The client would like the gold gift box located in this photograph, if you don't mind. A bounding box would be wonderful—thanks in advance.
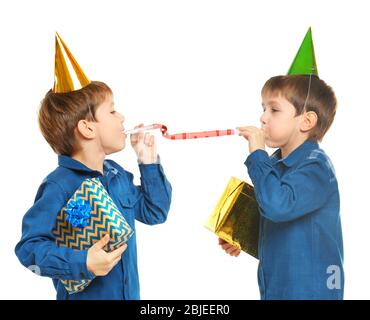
[205,177,260,259]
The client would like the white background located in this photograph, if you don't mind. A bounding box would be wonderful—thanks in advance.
[0,0,369,300]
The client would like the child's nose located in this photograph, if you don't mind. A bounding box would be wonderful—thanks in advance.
[260,112,267,125]
[118,112,125,123]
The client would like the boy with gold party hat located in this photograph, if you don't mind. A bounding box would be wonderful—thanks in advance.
[220,28,344,299]
[15,33,172,300]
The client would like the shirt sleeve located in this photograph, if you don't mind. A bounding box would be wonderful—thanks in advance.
[134,162,172,225]
[14,180,95,281]
[245,149,333,223]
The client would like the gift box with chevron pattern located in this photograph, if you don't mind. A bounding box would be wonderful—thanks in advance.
[52,177,134,294]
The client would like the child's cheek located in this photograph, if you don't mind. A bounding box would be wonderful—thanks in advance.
[267,125,282,142]
[266,123,275,137]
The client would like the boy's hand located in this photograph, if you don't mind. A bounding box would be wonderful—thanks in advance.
[87,234,127,276]
[236,126,265,154]
[218,238,241,257]
[130,123,158,164]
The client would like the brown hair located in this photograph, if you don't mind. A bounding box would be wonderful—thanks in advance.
[261,75,337,141]
[38,81,112,155]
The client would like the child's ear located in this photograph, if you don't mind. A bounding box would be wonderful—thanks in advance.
[76,119,96,139]
[300,111,318,133]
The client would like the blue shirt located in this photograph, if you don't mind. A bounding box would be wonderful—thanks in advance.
[245,141,344,300]
[15,155,172,300]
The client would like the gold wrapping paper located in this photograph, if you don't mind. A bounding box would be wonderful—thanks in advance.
[205,177,260,259]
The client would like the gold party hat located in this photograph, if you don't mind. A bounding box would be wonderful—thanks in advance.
[53,32,91,93]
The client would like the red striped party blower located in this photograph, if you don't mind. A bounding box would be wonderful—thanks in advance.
[124,124,240,140]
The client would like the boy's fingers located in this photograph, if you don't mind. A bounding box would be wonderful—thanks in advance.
[143,132,150,145]
[223,243,239,252]
[149,135,155,147]
[132,132,144,144]
[93,234,110,250]
[236,126,250,132]
[109,244,128,260]
[131,124,144,142]
[227,247,240,255]
[137,132,144,141]
[219,238,240,256]
[230,249,241,257]
[236,128,251,138]
[237,127,258,135]
[224,245,234,252]
[112,256,123,268]
[144,134,155,147]
[221,243,231,250]
[227,248,237,255]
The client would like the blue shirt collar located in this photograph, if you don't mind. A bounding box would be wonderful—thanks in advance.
[58,155,118,176]
[271,140,319,167]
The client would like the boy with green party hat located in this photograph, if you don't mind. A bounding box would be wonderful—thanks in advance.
[220,28,344,300]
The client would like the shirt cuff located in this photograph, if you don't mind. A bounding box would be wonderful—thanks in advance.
[69,249,96,280]
[244,149,270,169]
[139,161,165,181]
[137,155,161,165]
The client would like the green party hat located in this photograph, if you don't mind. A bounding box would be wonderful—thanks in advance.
[287,27,318,76]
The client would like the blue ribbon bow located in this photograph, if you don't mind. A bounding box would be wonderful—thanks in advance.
[65,198,92,228]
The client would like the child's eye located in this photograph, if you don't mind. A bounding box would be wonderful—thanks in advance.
[110,111,116,114]
[272,109,279,113]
